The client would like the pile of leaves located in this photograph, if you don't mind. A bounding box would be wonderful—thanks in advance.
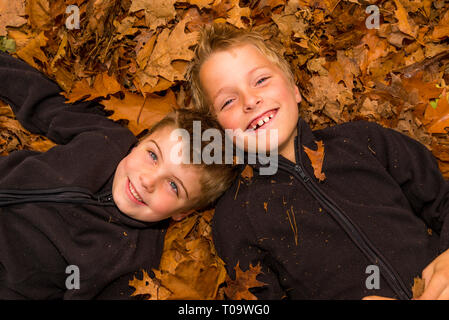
[1,0,449,299]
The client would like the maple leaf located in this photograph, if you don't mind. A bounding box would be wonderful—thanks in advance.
[303,140,326,182]
[100,90,177,135]
[224,262,266,300]
[0,0,27,36]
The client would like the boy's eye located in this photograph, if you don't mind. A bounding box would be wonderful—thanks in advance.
[148,150,157,162]
[169,181,179,196]
[255,76,269,86]
[221,98,234,109]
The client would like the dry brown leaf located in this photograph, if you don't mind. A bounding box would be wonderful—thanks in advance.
[63,72,121,103]
[393,0,419,38]
[129,0,177,30]
[412,276,425,299]
[303,140,326,182]
[15,31,48,71]
[423,94,449,134]
[129,269,171,299]
[26,0,51,30]
[0,0,27,36]
[101,90,177,135]
[224,262,266,300]
[240,164,254,180]
[141,15,199,83]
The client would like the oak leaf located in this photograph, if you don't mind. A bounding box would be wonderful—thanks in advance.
[141,16,199,84]
[224,262,266,300]
[303,140,326,182]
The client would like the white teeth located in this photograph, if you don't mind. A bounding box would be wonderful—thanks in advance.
[269,114,274,119]
[129,181,143,202]
[257,119,264,126]
[263,117,269,122]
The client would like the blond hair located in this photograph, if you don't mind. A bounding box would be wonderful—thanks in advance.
[186,23,296,113]
[140,109,238,210]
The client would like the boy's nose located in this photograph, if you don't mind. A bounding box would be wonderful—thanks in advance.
[242,91,262,112]
[139,173,156,193]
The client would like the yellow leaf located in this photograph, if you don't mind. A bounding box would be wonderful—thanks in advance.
[15,31,48,70]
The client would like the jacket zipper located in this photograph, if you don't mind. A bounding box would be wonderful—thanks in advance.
[274,123,412,300]
[0,187,115,207]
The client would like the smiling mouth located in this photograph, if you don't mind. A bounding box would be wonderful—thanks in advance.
[127,179,146,205]
[245,109,278,132]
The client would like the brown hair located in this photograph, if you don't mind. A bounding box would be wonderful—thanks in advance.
[186,23,296,113]
[140,108,238,210]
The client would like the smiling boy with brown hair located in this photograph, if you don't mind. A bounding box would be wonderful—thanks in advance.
[187,23,449,300]
[0,52,237,299]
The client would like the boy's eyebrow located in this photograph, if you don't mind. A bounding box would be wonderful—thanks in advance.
[149,139,189,199]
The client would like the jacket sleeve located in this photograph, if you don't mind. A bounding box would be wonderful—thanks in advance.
[0,53,137,190]
[364,121,449,253]
[212,176,287,300]
[0,52,133,145]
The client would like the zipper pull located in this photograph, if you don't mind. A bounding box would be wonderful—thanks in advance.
[97,193,113,203]
[294,165,310,182]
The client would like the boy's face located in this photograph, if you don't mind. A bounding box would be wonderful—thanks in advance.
[112,125,202,223]
[199,44,301,160]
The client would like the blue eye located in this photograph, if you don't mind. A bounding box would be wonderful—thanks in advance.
[169,181,178,195]
[148,151,157,161]
[256,76,269,86]
[222,98,234,109]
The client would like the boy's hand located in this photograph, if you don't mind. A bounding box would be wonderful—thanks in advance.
[416,248,449,300]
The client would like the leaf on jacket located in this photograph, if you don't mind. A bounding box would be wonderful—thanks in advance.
[240,164,253,180]
[223,262,266,300]
[129,210,228,300]
[411,276,425,299]
[129,269,171,299]
[303,140,326,182]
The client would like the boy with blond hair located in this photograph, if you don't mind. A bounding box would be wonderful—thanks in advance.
[0,52,237,299]
[187,23,449,300]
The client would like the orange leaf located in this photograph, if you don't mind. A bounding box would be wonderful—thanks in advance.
[423,95,449,134]
[100,90,177,136]
[303,140,326,182]
[63,72,121,103]
[224,262,266,300]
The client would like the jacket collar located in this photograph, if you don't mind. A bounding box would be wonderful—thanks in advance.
[249,117,318,173]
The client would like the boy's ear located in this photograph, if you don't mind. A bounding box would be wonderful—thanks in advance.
[294,85,302,104]
[171,209,195,221]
